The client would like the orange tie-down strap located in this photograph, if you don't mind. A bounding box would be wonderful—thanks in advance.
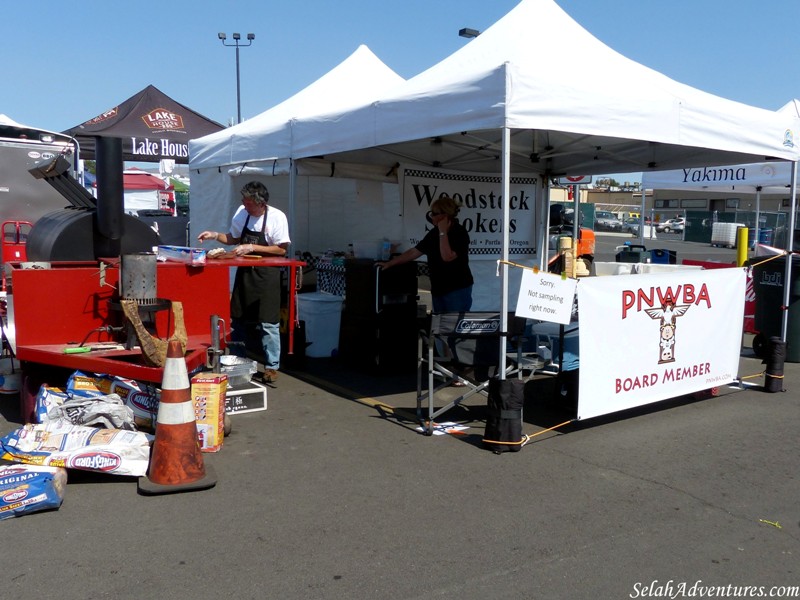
[483,419,575,447]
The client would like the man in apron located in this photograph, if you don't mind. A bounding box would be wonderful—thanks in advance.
[197,181,291,384]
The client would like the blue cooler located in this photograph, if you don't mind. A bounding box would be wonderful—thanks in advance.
[650,249,677,264]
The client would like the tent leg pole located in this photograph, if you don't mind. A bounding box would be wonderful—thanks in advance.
[499,127,511,380]
[781,161,798,343]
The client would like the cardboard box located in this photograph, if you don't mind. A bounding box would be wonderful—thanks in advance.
[191,372,228,453]
[225,380,267,415]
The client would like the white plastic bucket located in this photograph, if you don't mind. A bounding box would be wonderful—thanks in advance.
[296,292,344,357]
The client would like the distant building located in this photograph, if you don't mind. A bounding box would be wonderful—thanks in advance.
[650,188,790,216]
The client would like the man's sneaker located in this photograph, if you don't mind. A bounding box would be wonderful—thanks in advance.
[262,369,278,384]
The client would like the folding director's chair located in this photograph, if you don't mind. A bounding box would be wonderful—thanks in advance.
[416,312,528,436]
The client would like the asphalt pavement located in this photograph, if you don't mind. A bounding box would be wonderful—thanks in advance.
[0,236,797,600]
[593,229,742,264]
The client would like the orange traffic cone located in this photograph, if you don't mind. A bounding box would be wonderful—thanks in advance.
[138,339,217,495]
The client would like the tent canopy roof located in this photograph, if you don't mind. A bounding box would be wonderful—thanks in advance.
[642,99,800,193]
[120,168,171,190]
[189,45,405,170]
[287,0,798,177]
[66,85,224,163]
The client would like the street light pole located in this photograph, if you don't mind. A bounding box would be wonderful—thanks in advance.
[218,32,255,124]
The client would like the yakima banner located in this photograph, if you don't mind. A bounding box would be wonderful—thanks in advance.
[576,268,745,420]
[399,165,537,260]
[642,161,794,193]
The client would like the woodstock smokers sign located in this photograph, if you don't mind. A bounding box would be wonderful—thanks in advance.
[130,108,189,160]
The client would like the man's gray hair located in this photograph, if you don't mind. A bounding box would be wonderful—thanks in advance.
[240,181,270,205]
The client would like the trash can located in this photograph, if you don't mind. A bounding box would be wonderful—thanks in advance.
[752,255,800,362]
[296,292,344,358]
[615,244,649,263]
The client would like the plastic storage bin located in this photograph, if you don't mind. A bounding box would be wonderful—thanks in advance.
[296,292,344,357]
[711,222,744,248]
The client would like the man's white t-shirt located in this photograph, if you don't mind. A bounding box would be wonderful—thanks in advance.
[230,205,291,246]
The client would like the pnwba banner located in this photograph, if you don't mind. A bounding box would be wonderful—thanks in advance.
[577,267,745,420]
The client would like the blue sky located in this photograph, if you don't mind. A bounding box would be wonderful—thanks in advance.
[3,0,798,181]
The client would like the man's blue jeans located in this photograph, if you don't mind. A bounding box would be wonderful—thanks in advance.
[231,319,281,370]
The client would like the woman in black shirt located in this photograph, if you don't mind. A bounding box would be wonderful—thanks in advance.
[378,194,473,312]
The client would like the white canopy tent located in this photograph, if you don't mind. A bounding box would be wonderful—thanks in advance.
[189,45,406,249]
[284,0,799,370]
[190,0,799,371]
[190,44,404,172]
